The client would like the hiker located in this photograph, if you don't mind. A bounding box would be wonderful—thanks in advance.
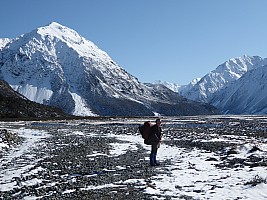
[149,118,162,166]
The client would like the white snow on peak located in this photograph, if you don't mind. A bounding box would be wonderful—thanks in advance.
[0,38,12,49]
[153,80,181,92]
[154,78,202,96]
[36,22,111,62]
[180,55,267,103]
[218,55,262,75]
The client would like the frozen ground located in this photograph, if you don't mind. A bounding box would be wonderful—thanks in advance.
[1,115,267,199]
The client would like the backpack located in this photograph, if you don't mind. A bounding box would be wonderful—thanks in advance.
[139,121,152,145]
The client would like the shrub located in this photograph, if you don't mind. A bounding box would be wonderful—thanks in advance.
[244,175,267,186]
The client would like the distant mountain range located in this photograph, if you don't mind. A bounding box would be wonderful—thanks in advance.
[161,55,267,115]
[0,22,218,117]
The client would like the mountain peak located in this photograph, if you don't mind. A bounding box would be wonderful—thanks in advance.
[37,22,80,41]
[30,22,109,60]
[41,21,69,30]
[46,21,63,27]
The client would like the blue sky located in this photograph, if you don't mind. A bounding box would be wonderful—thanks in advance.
[1,0,267,85]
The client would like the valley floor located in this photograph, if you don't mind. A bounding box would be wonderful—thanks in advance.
[1,115,267,199]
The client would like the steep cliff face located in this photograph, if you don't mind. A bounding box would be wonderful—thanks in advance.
[0,80,68,118]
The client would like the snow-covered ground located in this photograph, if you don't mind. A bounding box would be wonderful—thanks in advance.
[1,116,267,199]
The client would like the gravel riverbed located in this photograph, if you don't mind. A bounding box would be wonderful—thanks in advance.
[1,116,267,199]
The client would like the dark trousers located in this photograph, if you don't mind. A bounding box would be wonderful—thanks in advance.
[150,142,159,165]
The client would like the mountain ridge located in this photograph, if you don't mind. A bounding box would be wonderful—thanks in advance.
[180,55,267,103]
[161,55,267,115]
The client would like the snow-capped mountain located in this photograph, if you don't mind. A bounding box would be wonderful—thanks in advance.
[0,22,218,116]
[153,80,181,92]
[176,78,201,96]
[155,78,201,96]
[179,55,267,103]
[211,65,267,114]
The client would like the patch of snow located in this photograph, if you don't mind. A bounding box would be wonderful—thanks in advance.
[62,189,76,194]
[109,142,139,156]
[70,92,97,116]
[0,128,49,192]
